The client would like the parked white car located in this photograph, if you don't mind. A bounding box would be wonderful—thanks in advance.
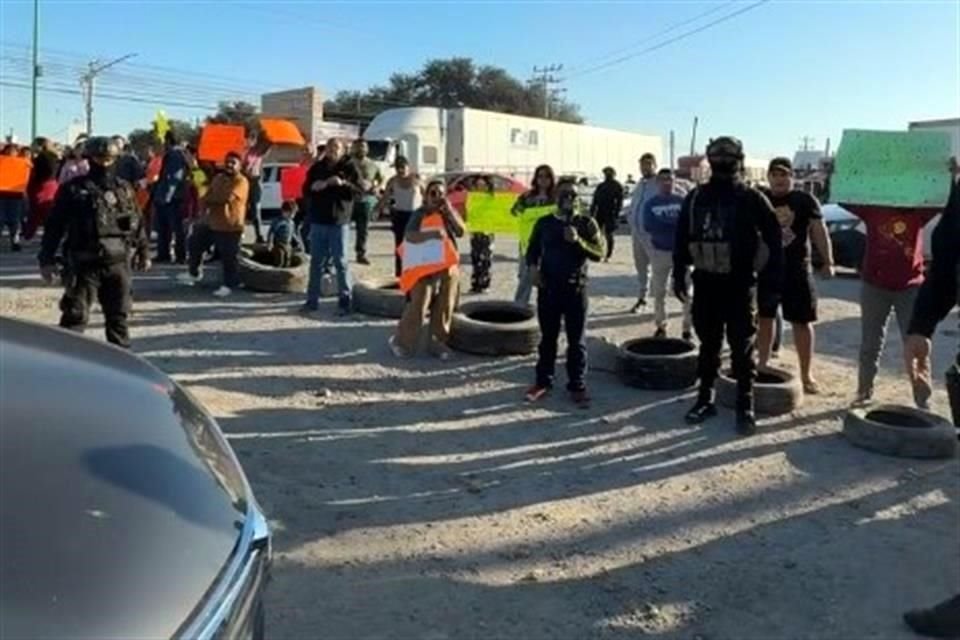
[260,163,297,217]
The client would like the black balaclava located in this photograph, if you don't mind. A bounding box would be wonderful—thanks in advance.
[706,136,744,183]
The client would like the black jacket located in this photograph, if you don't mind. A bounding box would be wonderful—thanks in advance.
[908,179,959,348]
[39,166,148,266]
[673,178,783,286]
[303,157,359,226]
[590,179,624,224]
[526,213,605,287]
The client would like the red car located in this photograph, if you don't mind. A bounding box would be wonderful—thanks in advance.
[439,172,528,215]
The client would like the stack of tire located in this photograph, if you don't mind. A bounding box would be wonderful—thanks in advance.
[717,366,803,416]
[616,337,698,391]
[353,278,407,318]
[238,245,309,294]
[449,301,540,356]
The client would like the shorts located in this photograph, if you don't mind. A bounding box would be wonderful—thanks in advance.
[758,268,817,324]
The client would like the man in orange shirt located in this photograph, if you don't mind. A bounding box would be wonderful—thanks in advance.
[177,152,249,297]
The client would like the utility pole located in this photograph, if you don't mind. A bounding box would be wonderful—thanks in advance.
[30,0,39,142]
[80,53,137,135]
[531,64,563,119]
[800,135,815,151]
[669,130,676,169]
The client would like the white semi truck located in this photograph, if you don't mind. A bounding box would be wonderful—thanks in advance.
[362,106,662,182]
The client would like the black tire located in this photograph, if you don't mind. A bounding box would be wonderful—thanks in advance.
[237,247,309,293]
[616,337,698,390]
[449,300,540,356]
[353,277,406,318]
[716,366,803,415]
[843,404,957,459]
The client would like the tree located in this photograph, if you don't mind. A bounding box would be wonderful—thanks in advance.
[323,58,583,124]
[206,100,260,135]
[127,118,198,158]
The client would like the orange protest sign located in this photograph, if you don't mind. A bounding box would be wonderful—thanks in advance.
[197,124,247,164]
[0,156,31,193]
[260,118,306,146]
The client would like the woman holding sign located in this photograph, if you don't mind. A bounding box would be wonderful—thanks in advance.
[512,165,557,305]
[389,179,465,360]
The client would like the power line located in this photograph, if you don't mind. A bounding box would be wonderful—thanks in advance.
[0,80,219,112]
[566,0,772,80]
[81,53,138,134]
[568,0,738,72]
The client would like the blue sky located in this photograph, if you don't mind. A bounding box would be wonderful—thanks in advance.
[1,0,957,160]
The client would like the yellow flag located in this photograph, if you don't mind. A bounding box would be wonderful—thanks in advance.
[153,111,170,143]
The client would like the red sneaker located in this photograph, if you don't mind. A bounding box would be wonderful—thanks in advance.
[570,388,591,408]
[525,385,550,403]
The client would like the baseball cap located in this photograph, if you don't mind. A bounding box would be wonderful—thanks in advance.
[768,157,793,174]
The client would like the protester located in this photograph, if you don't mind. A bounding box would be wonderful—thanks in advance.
[524,179,605,406]
[302,138,359,315]
[627,152,660,313]
[23,137,59,240]
[0,144,26,251]
[377,156,422,277]
[512,164,557,305]
[468,175,495,293]
[590,166,623,262]
[642,168,691,340]
[901,162,959,640]
[350,139,383,265]
[57,142,89,185]
[112,135,144,186]
[243,134,268,244]
[177,151,249,298]
[839,180,941,408]
[389,179,465,359]
[267,200,303,267]
[38,137,150,348]
[674,136,783,436]
[153,131,190,264]
[756,157,835,393]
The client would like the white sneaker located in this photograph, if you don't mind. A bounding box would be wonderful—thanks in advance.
[176,272,202,286]
[212,286,232,298]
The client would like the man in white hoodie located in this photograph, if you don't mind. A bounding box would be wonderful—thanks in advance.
[628,153,660,313]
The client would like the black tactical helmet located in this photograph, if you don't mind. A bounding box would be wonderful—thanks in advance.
[83,136,120,161]
[706,136,744,159]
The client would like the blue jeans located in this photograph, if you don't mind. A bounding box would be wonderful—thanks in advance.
[307,223,351,309]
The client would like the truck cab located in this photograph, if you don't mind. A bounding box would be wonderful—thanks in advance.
[364,107,446,177]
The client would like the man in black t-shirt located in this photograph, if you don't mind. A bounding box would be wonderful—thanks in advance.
[757,157,835,394]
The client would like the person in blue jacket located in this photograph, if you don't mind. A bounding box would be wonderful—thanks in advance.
[643,168,692,340]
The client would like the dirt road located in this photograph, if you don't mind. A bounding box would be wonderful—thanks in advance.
[2,226,957,639]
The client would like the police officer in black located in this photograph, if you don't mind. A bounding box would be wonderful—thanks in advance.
[39,136,150,348]
[673,136,783,435]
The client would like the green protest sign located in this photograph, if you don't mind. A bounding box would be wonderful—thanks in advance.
[465,192,520,234]
[832,129,952,208]
[518,206,555,255]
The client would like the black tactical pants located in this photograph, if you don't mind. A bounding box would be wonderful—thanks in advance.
[536,283,588,391]
[692,272,757,411]
[59,259,133,348]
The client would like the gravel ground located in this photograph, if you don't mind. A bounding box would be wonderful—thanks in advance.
[2,224,958,640]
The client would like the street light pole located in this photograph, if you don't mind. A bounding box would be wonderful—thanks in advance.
[30,0,39,142]
[80,53,137,135]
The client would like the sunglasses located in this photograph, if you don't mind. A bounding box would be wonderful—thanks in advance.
[427,189,444,198]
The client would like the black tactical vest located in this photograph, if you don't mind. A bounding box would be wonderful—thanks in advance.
[78,177,140,261]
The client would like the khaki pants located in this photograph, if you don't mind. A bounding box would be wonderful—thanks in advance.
[650,248,692,333]
[631,231,652,299]
[395,268,460,353]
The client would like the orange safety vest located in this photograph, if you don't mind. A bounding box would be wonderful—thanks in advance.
[398,212,459,293]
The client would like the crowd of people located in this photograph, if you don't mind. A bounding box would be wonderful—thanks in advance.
[2,125,958,636]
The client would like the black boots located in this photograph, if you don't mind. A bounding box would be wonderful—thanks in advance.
[686,388,717,424]
[904,594,960,638]
[736,409,758,436]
